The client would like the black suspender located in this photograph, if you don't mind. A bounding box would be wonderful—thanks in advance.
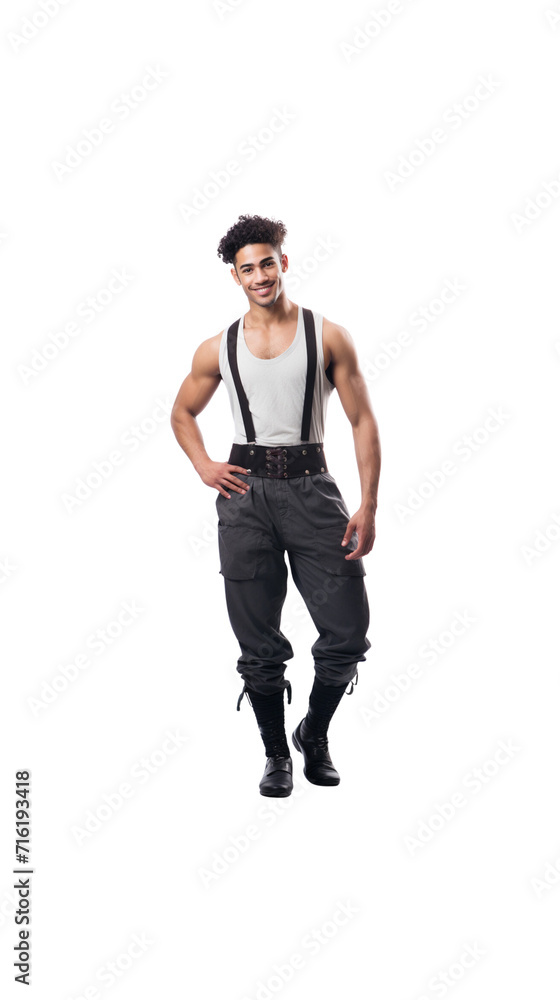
[226,307,317,444]
[226,318,256,444]
[301,307,317,442]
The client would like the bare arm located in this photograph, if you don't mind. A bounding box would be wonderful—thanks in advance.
[170,335,250,498]
[325,320,381,558]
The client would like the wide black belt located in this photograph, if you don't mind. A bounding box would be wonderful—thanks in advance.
[228,442,328,479]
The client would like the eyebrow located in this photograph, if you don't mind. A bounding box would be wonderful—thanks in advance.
[239,256,275,271]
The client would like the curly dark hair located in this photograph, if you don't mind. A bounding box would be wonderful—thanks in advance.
[217,214,287,266]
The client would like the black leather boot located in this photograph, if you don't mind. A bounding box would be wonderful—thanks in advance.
[292,718,339,785]
[292,674,356,786]
[258,754,293,797]
[237,682,293,797]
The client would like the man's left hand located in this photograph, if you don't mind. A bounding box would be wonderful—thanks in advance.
[341,506,376,559]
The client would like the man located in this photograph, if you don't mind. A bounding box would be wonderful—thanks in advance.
[170,214,381,798]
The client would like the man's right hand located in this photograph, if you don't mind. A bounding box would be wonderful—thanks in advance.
[197,461,251,499]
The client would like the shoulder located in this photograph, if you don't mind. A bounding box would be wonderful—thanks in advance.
[321,317,356,368]
[191,331,224,378]
[322,316,352,341]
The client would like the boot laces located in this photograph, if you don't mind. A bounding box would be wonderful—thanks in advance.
[260,719,289,758]
[301,719,330,756]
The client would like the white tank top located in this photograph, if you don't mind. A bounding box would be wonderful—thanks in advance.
[218,304,335,446]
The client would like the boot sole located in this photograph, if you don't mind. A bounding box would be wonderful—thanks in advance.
[259,784,293,797]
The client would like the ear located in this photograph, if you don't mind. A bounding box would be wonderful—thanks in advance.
[230,266,241,286]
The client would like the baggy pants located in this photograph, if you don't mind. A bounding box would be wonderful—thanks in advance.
[216,470,371,698]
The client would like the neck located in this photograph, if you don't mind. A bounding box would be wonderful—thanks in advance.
[245,292,297,330]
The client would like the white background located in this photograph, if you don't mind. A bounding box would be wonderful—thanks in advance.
[1,0,559,996]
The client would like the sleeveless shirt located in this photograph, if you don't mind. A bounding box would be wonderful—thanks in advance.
[218,304,335,446]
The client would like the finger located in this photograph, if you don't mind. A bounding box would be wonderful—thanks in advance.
[346,536,374,558]
[340,525,355,546]
[225,468,251,491]
[226,475,251,493]
[217,486,231,499]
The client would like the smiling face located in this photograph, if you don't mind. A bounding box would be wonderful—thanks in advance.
[231,243,288,307]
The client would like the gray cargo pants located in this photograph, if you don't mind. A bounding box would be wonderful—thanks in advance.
[216,470,371,698]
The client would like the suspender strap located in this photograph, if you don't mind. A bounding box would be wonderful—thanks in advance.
[301,307,317,442]
[226,307,317,444]
[226,319,256,444]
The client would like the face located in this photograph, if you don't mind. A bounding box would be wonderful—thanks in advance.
[231,243,288,307]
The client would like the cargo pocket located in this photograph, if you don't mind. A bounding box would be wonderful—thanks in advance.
[314,523,366,576]
[217,523,264,580]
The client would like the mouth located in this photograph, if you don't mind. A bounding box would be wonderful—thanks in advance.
[252,282,274,296]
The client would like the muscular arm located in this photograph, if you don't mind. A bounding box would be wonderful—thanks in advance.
[325,319,381,556]
[170,335,250,498]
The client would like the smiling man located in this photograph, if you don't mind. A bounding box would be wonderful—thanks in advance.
[170,214,381,797]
